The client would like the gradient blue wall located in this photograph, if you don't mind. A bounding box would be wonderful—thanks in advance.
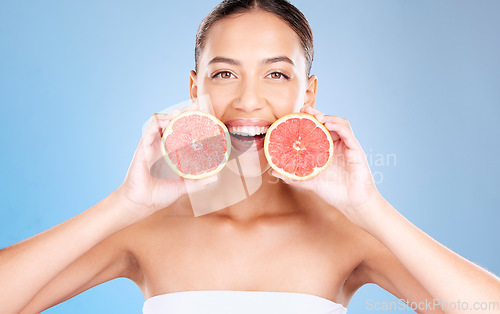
[1,1,498,313]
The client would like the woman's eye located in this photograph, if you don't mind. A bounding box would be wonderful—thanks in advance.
[268,72,289,80]
[213,71,234,79]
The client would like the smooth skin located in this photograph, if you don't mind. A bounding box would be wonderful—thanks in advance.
[0,9,498,314]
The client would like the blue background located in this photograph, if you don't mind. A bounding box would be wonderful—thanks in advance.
[1,0,499,313]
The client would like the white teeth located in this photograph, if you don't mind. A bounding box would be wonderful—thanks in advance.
[228,126,269,136]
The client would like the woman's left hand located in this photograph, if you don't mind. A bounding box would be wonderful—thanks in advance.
[271,106,382,225]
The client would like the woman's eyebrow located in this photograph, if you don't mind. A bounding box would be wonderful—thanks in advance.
[262,56,295,67]
[207,56,295,67]
[208,57,241,66]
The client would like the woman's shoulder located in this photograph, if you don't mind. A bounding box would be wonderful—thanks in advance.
[290,185,392,262]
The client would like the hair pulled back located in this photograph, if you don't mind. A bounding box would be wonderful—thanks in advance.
[195,0,314,76]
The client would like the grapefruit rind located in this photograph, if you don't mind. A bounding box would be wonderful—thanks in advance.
[264,113,334,181]
[161,110,231,179]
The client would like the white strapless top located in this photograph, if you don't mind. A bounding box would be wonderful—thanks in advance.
[143,290,347,314]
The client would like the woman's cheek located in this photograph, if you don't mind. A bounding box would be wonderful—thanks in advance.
[265,86,303,116]
[201,85,235,116]
[211,94,232,118]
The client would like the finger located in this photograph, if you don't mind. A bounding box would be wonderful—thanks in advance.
[270,169,307,185]
[270,170,292,184]
[324,122,361,151]
[317,115,352,131]
[300,106,352,130]
[182,102,199,112]
[301,107,330,127]
[143,113,171,146]
[170,108,181,116]
[149,113,170,134]
[329,130,340,142]
[299,108,353,142]
[301,105,323,116]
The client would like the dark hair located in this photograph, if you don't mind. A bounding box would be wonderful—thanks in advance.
[195,0,314,76]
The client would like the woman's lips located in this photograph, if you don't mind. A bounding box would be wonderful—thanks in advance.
[224,118,272,128]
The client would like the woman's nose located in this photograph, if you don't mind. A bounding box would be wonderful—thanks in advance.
[232,80,264,112]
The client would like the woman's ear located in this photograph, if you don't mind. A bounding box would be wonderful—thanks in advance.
[189,70,198,102]
[304,74,318,108]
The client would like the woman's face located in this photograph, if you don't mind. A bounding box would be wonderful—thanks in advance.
[190,10,317,153]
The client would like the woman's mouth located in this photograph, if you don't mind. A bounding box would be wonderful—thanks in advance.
[224,120,272,152]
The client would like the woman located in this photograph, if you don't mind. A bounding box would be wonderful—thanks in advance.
[1,0,499,313]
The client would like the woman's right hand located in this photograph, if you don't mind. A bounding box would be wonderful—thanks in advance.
[115,103,217,220]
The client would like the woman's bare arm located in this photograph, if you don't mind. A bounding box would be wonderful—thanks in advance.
[356,195,500,313]
[20,208,143,314]
[274,106,500,312]
[0,107,214,313]
[0,191,142,314]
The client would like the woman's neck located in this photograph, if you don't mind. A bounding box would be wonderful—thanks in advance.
[209,170,299,222]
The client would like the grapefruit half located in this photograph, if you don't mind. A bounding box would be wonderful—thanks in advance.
[161,110,231,179]
[264,113,334,181]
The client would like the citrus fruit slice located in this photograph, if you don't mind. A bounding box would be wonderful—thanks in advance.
[161,110,231,179]
[264,113,334,181]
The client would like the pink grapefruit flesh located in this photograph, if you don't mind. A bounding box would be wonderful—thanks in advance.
[264,113,334,180]
[161,110,230,179]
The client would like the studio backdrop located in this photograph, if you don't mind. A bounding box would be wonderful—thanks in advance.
[1,1,499,313]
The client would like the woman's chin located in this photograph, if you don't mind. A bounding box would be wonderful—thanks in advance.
[226,137,270,178]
